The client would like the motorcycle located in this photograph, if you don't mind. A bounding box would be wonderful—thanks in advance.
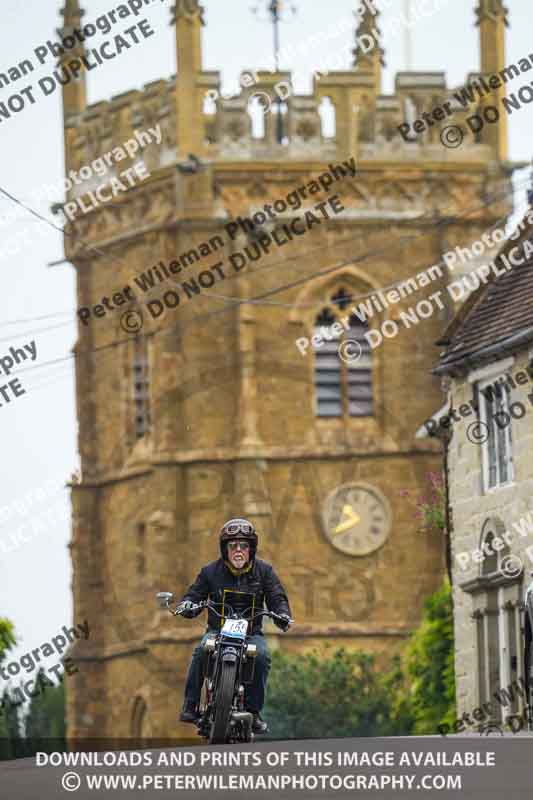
[156,591,292,744]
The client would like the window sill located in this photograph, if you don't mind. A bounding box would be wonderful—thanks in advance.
[483,480,515,496]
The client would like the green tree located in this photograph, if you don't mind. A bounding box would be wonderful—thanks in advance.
[0,617,19,759]
[0,688,24,760]
[264,647,407,739]
[0,624,67,759]
[390,581,456,734]
[0,618,15,658]
[263,581,455,739]
[395,472,455,731]
[23,670,66,755]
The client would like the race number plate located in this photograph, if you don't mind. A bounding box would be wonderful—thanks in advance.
[221,618,248,639]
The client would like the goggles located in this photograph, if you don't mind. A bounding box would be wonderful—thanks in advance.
[225,522,254,535]
[227,540,250,551]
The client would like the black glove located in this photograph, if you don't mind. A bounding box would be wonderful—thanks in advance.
[176,600,196,618]
[275,613,292,632]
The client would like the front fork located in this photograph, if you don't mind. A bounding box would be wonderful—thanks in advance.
[199,648,246,737]
[237,682,245,711]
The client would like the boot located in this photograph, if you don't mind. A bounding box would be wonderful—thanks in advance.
[179,699,199,723]
[251,711,268,734]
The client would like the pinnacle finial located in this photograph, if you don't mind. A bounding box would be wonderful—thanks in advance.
[352,4,384,71]
[61,0,85,24]
[171,1,206,26]
[475,0,509,26]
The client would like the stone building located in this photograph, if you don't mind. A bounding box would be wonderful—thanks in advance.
[61,0,516,737]
[433,218,533,732]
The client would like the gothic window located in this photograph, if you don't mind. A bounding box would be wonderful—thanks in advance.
[313,288,373,418]
[133,336,151,439]
[477,378,513,490]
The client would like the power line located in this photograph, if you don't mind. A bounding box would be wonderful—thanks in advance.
[0,183,163,308]
[8,177,527,382]
[0,319,75,345]
[10,176,528,378]
[0,168,525,328]
[0,173,526,339]
[0,311,74,330]
[200,199,530,310]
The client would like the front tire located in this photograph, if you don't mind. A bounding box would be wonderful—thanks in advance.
[209,660,237,744]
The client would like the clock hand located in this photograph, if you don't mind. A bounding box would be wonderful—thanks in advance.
[334,507,360,535]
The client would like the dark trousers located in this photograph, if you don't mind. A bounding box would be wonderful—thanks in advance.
[184,632,271,713]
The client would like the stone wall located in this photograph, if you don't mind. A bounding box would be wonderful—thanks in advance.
[447,348,533,721]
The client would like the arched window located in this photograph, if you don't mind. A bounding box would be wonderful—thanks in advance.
[403,96,418,141]
[131,696,151,738]
[313,288,373,418]
[318,96,336,138]
[248,94,266,139]
[203,92,217,115]
[481,530,498,576]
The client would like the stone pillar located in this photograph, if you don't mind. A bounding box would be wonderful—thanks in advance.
[475,0,509,160]
[59,1,88,228]
[59,0,87,122]
[172,0,206,159]
[315,74,362,160]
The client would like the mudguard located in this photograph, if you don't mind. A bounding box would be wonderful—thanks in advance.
[222,646,238,664]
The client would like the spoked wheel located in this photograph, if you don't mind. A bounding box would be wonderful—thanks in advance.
[209,661,237,744]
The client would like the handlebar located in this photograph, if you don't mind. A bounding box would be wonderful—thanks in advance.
[169,597,293,626]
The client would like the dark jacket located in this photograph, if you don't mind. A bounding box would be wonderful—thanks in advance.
[181,558,291,635]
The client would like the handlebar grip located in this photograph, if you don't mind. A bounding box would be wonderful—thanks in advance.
[175,600,203,615]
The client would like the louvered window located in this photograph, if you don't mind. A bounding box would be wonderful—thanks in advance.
[313,289,373,418]
[133,337,151,438]
[347,317,373,416]
[314,307,341,417]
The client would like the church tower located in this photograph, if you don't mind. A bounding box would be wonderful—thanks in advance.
[64,1,515,738]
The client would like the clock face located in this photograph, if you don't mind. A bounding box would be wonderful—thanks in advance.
[323,483,392,556]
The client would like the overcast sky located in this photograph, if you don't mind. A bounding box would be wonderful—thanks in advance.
[0,0,531,683]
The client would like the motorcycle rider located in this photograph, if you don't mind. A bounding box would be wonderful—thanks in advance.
[176,518,292,734]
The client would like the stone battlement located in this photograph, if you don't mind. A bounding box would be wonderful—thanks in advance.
[67,66,493,179]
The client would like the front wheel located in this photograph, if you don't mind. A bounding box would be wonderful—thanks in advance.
[209,660,237,744]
